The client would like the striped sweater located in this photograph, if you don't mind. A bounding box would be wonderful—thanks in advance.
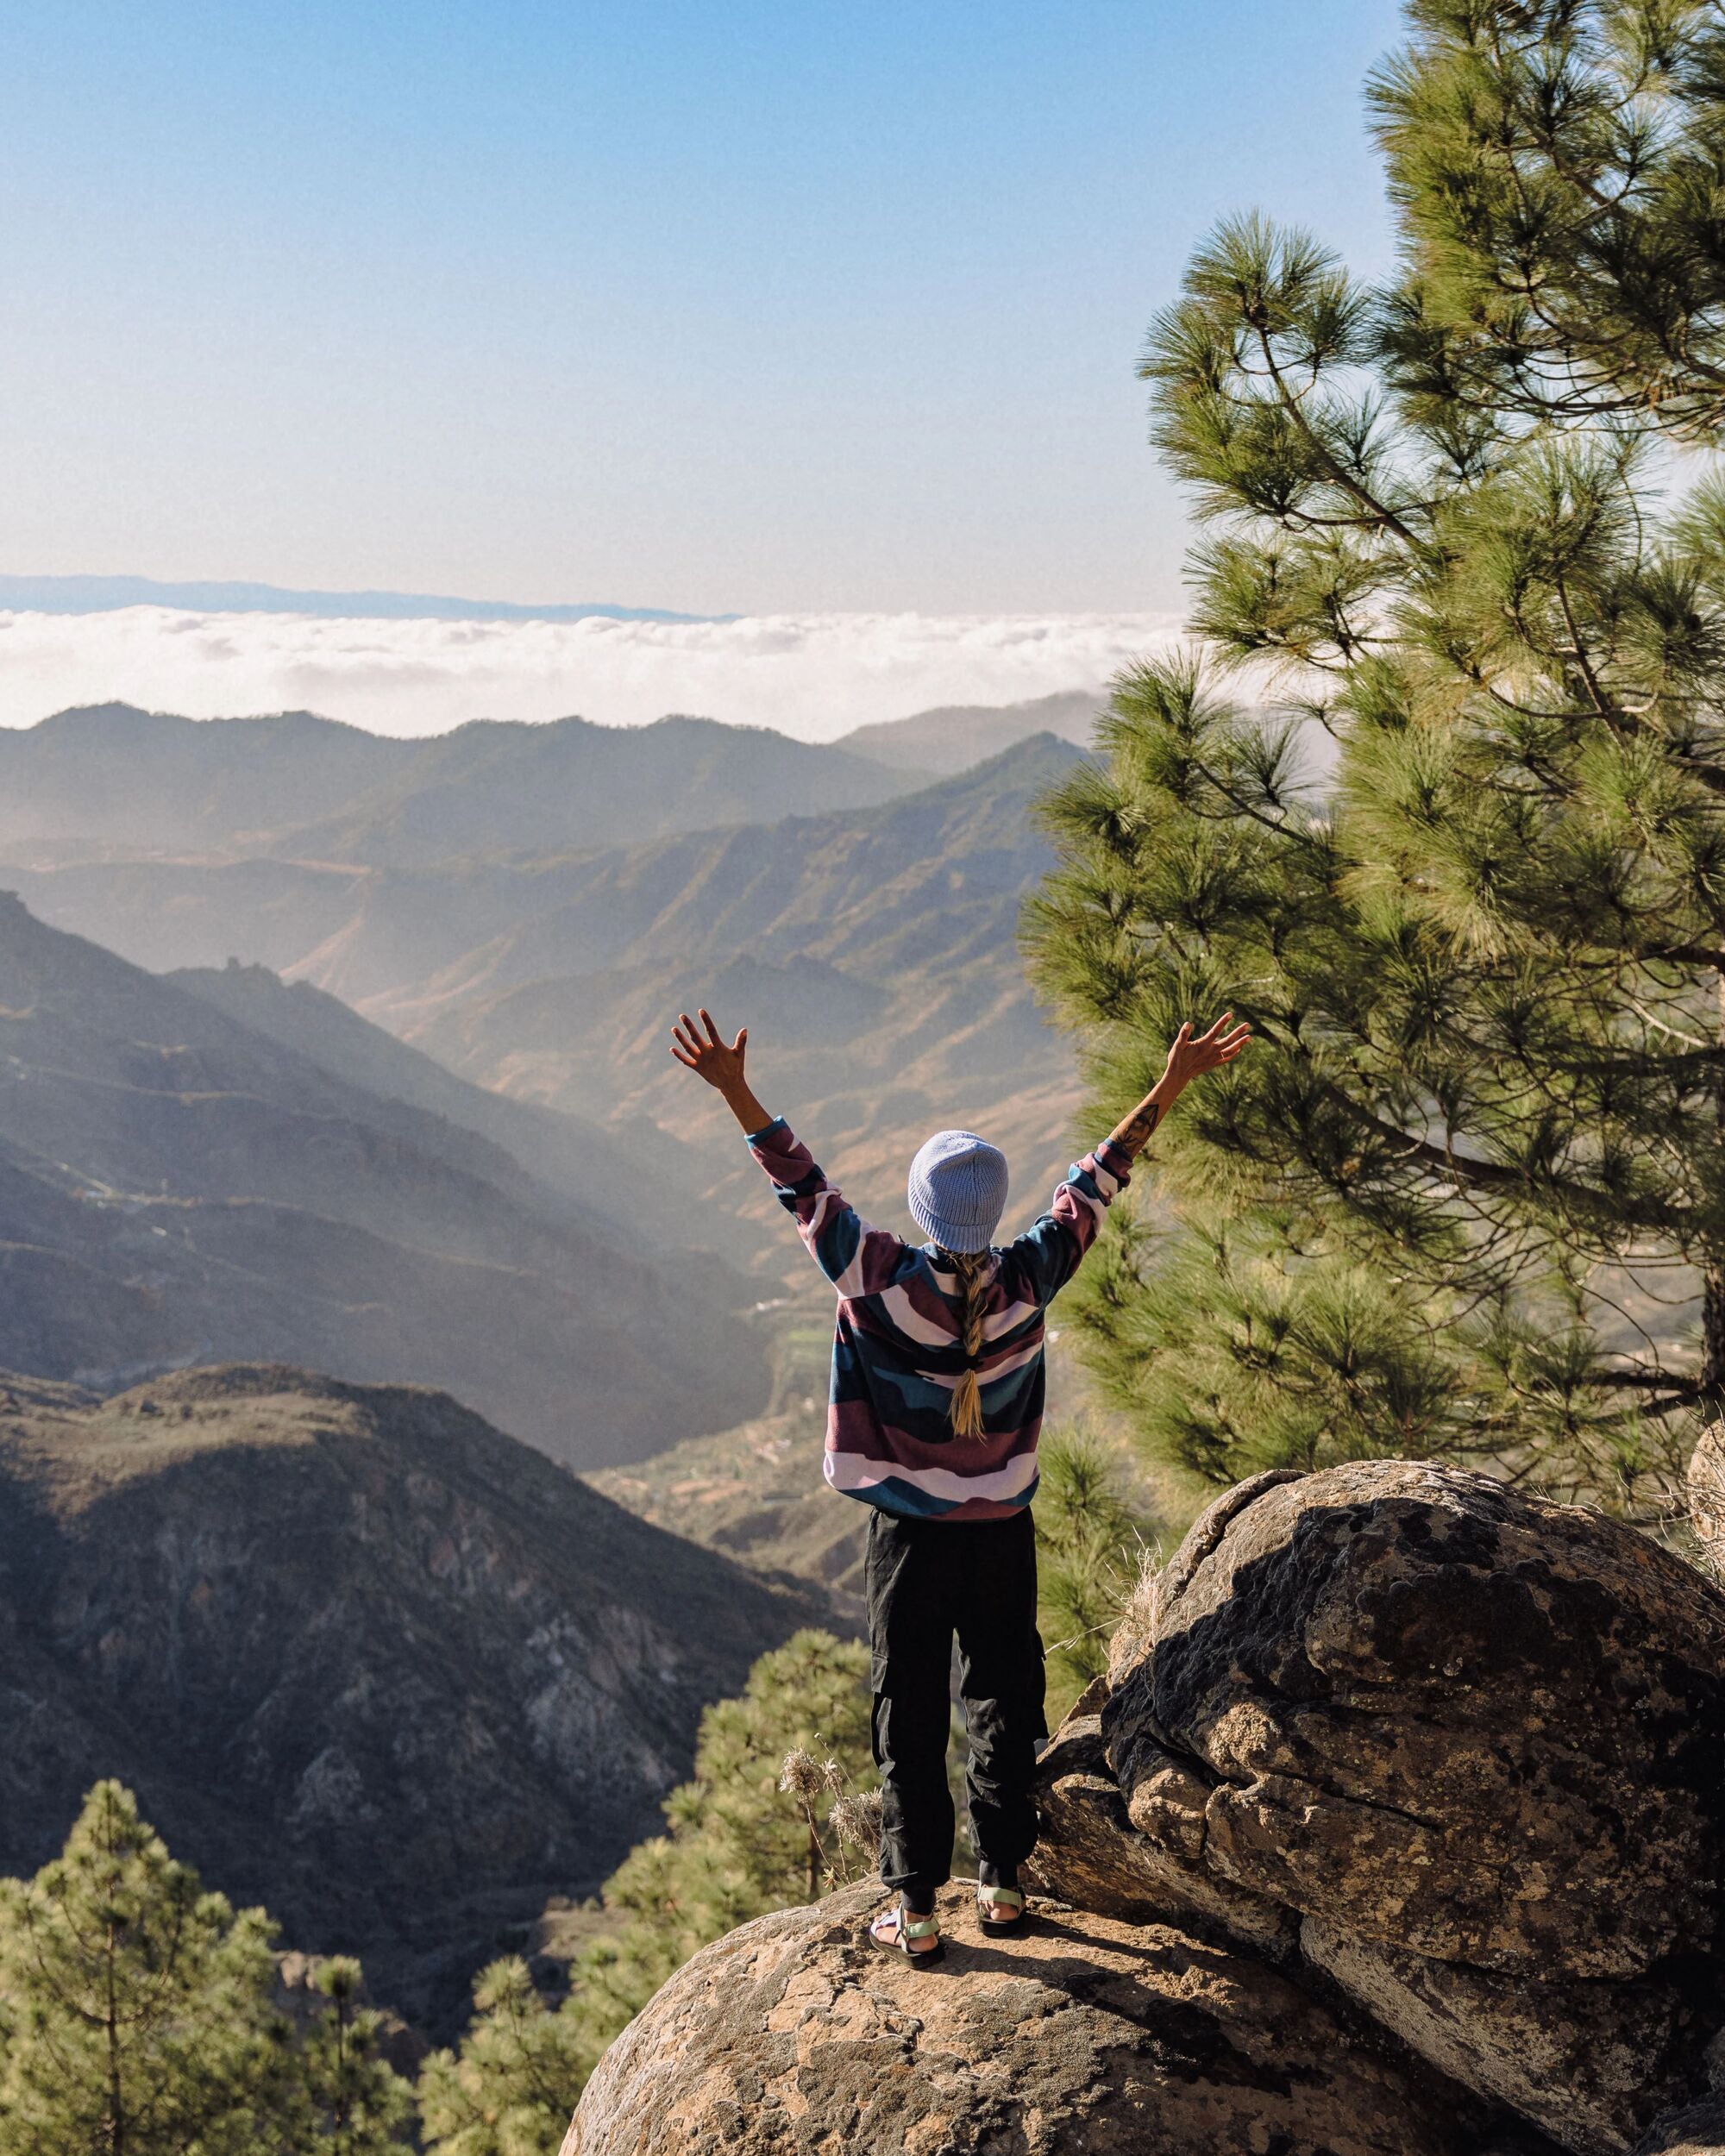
[747,1118,1132,1521]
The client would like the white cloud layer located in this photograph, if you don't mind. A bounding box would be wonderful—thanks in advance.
[0,605,1184,741]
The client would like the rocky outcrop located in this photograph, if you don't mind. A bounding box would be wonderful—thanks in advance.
[1025,1706,1295,1954]
[1097,1462,1725,2155]
[560,1879,1529,2156]
[564,1459,1725,2156]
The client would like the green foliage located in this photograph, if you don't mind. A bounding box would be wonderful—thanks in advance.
[0,1781,409,2156]
[1034,1429,1159,1719]
[415,1958,598,2156]
[298,1958,412,2155]
[0,1780,288,2156]
[1371,1,1725,440]
[1028,0,1725,1519]
[419,1629,874,2156]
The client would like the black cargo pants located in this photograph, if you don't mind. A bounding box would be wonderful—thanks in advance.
[865,1506,1046,1902]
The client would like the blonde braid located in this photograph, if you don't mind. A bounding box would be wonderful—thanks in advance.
[945,1248,991,1439]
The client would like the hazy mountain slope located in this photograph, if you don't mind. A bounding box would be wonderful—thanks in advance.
[0,734,1095,1271]
[4,730,1082,1017]
[834,689,1100,773]
[270,712,912,866]
[0,856,374,975]
[0,1364,829,2030]
[2,856,571,1003]
[168,958,721,1251]
[0,705,913,865]
[0,895,766,1461]
[0,705,398,858]
[372,735,1083,1001]
[379,738,1092,1258]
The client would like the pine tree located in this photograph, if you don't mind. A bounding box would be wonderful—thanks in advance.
[414,1958,598,2156]
[0,1780,291,2156]
[1034,1428,1158,1717]
[296,1959,411,2155]
[1371,1,1725,438]
[0,1783,410,2156]
[1028,0,1725,1518]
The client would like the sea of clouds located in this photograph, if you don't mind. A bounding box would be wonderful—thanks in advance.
[0,605,1184,741]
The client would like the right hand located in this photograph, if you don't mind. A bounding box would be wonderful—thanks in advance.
[1163,1011,1252,1089]
[669,1009,749,1092]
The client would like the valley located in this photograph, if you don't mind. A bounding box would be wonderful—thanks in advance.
[0,893,765,1465]
[0,688,1103,2058]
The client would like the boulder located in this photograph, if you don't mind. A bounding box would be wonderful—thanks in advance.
[1105,1461,1725,2154]
[559,1877,1529,2156]
[1301,1918,1700,2156]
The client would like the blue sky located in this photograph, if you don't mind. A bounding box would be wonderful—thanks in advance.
[2,2,1405,616]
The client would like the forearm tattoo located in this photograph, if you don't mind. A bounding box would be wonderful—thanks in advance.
[1108,1096,1163,1161]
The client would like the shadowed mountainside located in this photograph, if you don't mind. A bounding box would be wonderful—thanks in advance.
[0,895,766,1463]
[166,956,721,1253]
[0,1363,831,2034]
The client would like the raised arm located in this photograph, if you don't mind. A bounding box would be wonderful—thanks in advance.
[669,1008,909,1294]
[1106,1011,1253,1163]
[1008,1012,1252,1306]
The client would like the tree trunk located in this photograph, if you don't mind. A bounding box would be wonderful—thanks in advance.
[1709,976,1725,1408]
[106,1920,123,2156]
[1704,1264,1725,1406]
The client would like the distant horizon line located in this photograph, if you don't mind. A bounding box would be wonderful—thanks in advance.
[6,686,1101,742]
[0,573,727,627]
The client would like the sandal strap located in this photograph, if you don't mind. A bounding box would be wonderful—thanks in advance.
[977,1885,1024,1908]
[900,1914,941,1940]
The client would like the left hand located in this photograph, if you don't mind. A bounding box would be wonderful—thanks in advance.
[669,1008,749,1092]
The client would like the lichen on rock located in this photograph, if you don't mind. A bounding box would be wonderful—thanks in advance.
[560,1878,1509,2156]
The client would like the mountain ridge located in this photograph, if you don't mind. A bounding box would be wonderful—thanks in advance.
[834,688,1101,772]
[0,703,916,863]
[0,1361,829,2031]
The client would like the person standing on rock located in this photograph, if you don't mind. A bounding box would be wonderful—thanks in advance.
[669,1005,1251,1960]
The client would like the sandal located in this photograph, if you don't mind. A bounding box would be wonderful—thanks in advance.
[869,1902,944,1962]
[975,1883,1029,1934]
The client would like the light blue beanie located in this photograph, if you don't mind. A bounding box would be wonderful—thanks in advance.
[907,1129,1008,1255]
